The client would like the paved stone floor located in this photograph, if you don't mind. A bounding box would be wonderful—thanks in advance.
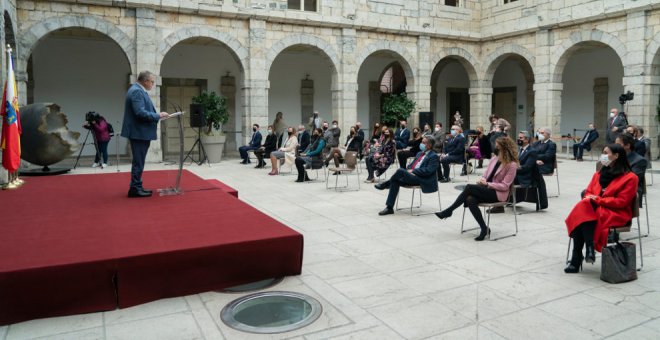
[2,154,660,340]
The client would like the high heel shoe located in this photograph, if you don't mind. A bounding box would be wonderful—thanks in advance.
[585,245,596,264]
[564,262,583,273]
[434,209,453,220]
[474,228,490,241]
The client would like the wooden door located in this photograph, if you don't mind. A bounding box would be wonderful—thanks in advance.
[493,87,517,134]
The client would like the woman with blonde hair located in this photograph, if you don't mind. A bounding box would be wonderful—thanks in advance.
[435,136,519,241]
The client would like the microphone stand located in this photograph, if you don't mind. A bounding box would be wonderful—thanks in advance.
[158,101,185,196]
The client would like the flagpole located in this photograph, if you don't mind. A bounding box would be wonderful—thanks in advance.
[1,44,23,190]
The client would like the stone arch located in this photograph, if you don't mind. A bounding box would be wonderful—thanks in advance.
[265,34,340,86]
[482,44,535,85]
[157,26,248,75]
[3,10,16,49]
[646,30,660,76]
[430,47,479,86]
[551,29,626,83]
[17,15,135,75]
[355,41,417,88]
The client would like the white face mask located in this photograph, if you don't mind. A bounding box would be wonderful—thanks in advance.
[332,124,338,129]
[599,154,611,167]
[537,134,545,141]
[267,129,273,134]
[610,112,616,118]
[434,127,440,132]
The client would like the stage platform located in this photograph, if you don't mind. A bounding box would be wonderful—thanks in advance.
[0,170,303,325]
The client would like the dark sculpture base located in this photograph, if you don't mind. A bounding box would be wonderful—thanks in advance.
[21,166,71,176]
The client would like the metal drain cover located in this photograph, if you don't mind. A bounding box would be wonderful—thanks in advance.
[220,291,322,334]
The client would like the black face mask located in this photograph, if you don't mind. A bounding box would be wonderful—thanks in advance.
[323,127,328,131]
[517,139,523,146]
[494,148,500,156]
[253,127,257,132]
[288,131,294,136]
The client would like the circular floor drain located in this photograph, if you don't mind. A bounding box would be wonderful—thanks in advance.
[219,277,283,293]
[220,291,322,334]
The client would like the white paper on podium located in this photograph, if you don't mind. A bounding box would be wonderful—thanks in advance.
[163,111,184,119]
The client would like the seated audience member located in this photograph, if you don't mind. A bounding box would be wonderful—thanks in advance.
[238,124,262,164]
[432,122,445,153]
[435,137,519,241]
[475,126,491,168]
[295,128,326,182]
[394,119,411,149]
[397,127,423,168]
[375,137,440,215]
[325,126,362,172]
[364,124,388,158]
[422,123,433,138]
[637,127,651,161]
[329,120,341,148]
[511,131,548,211]
[370,122,382,142]
[296,125,310,154]
[532,127,557,175]
[572,123,599,161]
[488,124,505,156]
[489,114,511,135]
[355,122,365,156]
[268,126,298,175]
[365,128,396,183]
[438,125,466,182]
[253,125,277,168]
[564,144,638,273]
[616,133,647,200]
[625,125,646,158]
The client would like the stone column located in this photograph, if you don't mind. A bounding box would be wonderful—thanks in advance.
[411,35,431,129]
[468,86,492,130]
[243,19,269,144]
[221,75,237,155]
[533,82,563,136]
[334,28,358,135]
[134,8,161,162]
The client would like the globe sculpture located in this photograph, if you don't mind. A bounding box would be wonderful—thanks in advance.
[19,103,80,169]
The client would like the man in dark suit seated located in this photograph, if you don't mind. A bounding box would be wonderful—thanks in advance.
[438,125,466,182]
[296,124,310,154]
[532,127,556,175]
[572,123,599,161]
[375,137,439,216]
[239,123,263,164]
[121,71,170,198]
[513,131,548,211]
[394,119,411,150]
[625,125,647,157]
[616,132,647,203]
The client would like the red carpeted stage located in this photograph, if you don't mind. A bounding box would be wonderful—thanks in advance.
[0,170,303,325]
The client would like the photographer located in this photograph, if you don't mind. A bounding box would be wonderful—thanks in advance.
[83,112,111,168]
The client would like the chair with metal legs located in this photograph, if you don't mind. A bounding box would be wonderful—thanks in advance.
[325,151,360,191]
[395,172,442,216]
[460,184,518,241]
[542,158,560,197]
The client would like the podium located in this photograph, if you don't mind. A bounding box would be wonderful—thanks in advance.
[158,112,184,196]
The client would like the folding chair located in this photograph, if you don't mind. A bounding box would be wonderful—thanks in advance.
[566,194,643,270]
[395,172,442,216]
[512,184,541,215]
[325,151,360,191]
[542,158,560,197]
[460,184,518,241]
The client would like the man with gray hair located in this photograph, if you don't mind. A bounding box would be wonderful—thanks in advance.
[121,71,169,198]
[531,127,556,175]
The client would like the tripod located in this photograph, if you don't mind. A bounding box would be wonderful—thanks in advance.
[183,126,210,166]
[73,127,103,169]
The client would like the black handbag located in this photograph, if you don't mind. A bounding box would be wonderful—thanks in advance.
[600,241,637,283]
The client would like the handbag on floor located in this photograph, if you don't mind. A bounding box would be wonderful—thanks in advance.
[600,241,637,283]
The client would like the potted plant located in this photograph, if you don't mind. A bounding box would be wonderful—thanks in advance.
[192,91,229,163]
[381,92,416,126]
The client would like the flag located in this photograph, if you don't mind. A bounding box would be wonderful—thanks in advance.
[1,48,21,172]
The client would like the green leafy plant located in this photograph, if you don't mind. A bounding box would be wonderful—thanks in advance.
[192,91,229,135]
[381,92,416,126]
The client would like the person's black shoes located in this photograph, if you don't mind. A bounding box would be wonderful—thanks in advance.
[474,228,490,241]
[585,245,596,264]
[487,206,505,214]
[128,188,152,198]
[439,178,450,183]
[564,262,582,273]
[378,207,394,216]
[240,160,248,164]
[435,209,452,219]
[374,181,390,190]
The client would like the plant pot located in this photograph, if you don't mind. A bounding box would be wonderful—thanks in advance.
[201,134,226,163]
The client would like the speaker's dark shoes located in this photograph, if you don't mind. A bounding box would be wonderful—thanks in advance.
[128,188,152,198]
[378,208,394,216]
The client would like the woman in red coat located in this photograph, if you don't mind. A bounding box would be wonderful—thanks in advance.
[564,144,638,273]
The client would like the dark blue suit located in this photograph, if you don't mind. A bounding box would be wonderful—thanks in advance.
[514,146,548,210]
[395,128,410,149]
[297,131,310,154]
[384,150,439,208]
[439,134,466,180]
[532,140,556,175]
[573,129,599,159]
[239,131,263,162]
[121,83,161,190]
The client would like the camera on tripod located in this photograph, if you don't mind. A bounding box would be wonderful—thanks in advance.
[618,91,634,105]
[85,111,100,126]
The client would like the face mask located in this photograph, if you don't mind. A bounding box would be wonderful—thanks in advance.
[401,124,406,128]
[268,129,273,134]
[494,148,500,156]
[288,131,294,136]
[253,127,257,132]
[323,126,328,131]
[537,134,546,141]
[517,139,524,146]
[435,127,440,132]
[610,112,616,118]
[419,143,427,152]
[450,130,457,136]
[332,124,338,129]
[600,154,611,167]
